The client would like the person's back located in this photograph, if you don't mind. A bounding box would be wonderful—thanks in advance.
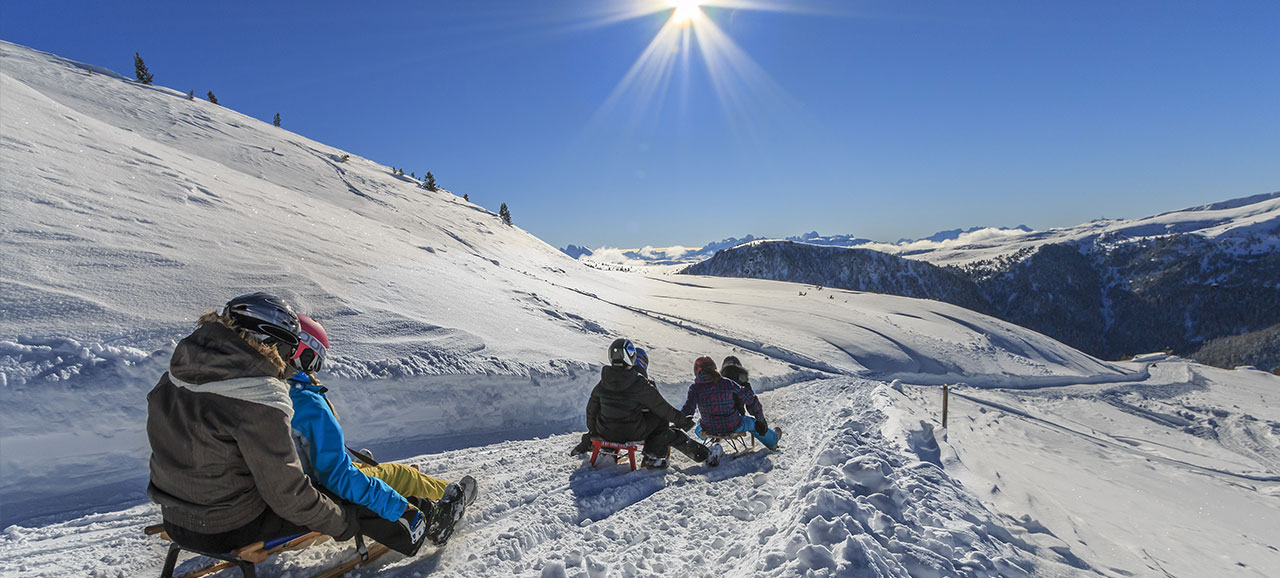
[288,375,409,520]
[287,313,471,548]
[720,356,755,415]
[682,376,759,436]
[576,338,712,469]
[682,356,781,450]
[589,364,683,441]
[147,294,353,553]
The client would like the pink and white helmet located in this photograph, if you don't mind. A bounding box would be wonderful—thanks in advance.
[291,314,330,373]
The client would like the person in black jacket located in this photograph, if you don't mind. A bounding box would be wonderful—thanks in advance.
[721,355,756,416]
[571,339,717,469]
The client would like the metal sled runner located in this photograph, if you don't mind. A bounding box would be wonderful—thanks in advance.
[702,430,755,457]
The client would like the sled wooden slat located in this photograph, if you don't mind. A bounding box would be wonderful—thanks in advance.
[147,523,335,578]
[310,543,391,578]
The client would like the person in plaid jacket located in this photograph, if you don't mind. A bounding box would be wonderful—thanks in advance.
[681,357,781,449]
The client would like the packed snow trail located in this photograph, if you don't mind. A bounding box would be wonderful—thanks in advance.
[0,378,1090,577]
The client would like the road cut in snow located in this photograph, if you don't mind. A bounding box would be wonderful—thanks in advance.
[0,377,1094,578]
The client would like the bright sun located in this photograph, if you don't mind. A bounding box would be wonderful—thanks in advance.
[667,0,704,25]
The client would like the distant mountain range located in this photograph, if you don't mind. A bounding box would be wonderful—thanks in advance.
[559,226,1035,267]
[680,193,1280,365]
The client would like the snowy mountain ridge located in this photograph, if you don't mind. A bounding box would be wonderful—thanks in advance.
[2,41,1278,578]
[563,193,1278,268]
[683,195,1280,364]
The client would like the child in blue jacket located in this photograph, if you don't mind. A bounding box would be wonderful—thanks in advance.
[288,314,472,545]
[681,356,781,449]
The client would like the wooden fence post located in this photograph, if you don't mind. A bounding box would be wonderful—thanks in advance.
[941,383,950,428]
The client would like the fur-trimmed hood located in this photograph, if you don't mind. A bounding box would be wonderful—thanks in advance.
[168,321,292,417]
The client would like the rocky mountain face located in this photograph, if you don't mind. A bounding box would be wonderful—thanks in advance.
[684,220,1280,363]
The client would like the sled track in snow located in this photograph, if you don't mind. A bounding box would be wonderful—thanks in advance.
[0,378,1097,577]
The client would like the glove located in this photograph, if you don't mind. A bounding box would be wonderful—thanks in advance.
[755,418,769,436]
[570,433,594,457]
[335,504,360,541]
[396,504,427,554]
[676,415,695,431]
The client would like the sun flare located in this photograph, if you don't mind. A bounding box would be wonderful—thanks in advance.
[587,0,808,139]
[667,0,704,25]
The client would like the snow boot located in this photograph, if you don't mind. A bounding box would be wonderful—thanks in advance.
[768,427,782,450]
[427,475,477,545]
[707,443,724,467]
[641,451,670,469]
[569,437,594,457]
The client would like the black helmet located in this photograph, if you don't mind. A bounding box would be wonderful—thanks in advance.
[221,292,301,346]
[722,355,743,369]
[608,338,637,367]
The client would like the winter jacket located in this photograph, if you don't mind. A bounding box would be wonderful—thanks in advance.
[586,365,691,442]
[681,376,764,435]
[146,322,351,537]
[289,372,408,522]
[720,366,756,415]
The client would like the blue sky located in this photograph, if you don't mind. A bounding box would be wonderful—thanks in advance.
[4,0,1277,249]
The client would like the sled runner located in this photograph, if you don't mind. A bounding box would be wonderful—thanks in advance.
[701,430,755,457]
[588,438,644,471]
[145,524,388,578]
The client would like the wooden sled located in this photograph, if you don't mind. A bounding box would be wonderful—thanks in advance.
[146,523,389,578]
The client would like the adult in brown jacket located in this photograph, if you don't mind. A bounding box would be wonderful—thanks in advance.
[147,293,411,554]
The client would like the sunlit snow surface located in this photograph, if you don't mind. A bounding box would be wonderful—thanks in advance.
[2,41,1278,577]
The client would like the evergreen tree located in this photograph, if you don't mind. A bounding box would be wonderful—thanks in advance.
[410,171,415,179]
[207,91,218,104]
[134,53,154,84]
[187,90,194,100]
[499,203,512,225]
[272,113,281,127]
[424,171,437,191]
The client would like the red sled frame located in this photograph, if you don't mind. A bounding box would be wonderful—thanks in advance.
[588,438,644,471]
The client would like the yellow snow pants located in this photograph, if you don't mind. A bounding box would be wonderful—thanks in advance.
[356,462,451,501]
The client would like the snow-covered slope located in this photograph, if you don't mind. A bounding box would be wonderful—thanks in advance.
[0,39,1123,524]
[2,41,1278,578]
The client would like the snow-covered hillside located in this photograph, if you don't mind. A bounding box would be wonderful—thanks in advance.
[2,41,1278,577]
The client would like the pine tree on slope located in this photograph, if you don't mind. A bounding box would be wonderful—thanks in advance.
[134,53,154,84]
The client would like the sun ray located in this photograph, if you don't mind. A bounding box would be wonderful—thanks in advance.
[582,0,822,141]
[690,12,797,142]
[594,16,689,129]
